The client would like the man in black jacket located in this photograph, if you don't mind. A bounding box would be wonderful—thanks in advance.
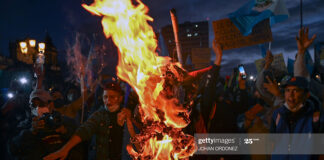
[44,82,132,160]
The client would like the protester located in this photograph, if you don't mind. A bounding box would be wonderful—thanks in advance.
[294,27,324,105]
[43,82,134,160]
[208,72,249,133]
[9,89,84,159]
[270,76,324,160]
[0,92,31,160]
[255,50,284,108]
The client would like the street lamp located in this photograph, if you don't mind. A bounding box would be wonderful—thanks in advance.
[19,42,28,54]
[19,40,45,54]
[38,42,45,53]
[29,39,36,47]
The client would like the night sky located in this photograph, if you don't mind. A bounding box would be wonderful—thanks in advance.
[1,0,323,75]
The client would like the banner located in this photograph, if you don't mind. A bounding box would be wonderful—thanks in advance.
[213,18,272,50]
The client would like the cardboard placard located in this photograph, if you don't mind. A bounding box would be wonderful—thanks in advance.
[191,48,211,69]
[212,18,273,50]
[255,53,287,77]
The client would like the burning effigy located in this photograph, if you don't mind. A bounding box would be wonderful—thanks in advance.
[82,0,197,159]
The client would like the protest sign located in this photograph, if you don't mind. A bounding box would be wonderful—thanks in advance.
[212,18,272,50]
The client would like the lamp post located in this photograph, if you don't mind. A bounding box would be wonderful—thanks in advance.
[38,42,45,54]
[19,39,46,55]
[19,42,28,54]
[29,39,36,47]
[19,39,46,64]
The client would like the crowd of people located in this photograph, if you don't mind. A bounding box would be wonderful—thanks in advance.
[1,28,323,160]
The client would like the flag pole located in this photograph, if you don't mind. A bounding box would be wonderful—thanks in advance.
[300,0,303,29]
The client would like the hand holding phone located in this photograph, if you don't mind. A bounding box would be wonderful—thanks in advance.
[238,64,247,80]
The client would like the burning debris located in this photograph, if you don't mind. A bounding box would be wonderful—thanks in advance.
[82,0,197,159]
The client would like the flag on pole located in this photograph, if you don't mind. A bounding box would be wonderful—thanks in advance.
[228,0,289,36]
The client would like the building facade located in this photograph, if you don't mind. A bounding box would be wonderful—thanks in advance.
[161,21,209,67]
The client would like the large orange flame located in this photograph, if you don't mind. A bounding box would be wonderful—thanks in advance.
[82,0,196,159]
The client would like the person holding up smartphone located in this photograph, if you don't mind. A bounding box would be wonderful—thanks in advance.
[238,64,247,80]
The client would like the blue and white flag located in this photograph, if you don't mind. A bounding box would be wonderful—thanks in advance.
[228,0,289,36]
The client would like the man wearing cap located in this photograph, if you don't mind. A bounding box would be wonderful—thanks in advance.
[270,76,324,160]
[9,89,82,159]
[44,82,133,160]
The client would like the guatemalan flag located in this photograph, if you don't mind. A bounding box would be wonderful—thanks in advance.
[229,0,289,36]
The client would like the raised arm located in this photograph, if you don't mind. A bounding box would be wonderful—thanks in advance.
[187,39,222,80]
[294,27,316,78]
[255,50,275,104]
[43,135,81,160]
[212,39,223,66]
[43,110,102,160]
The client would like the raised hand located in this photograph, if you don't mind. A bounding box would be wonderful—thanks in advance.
[296,27,316,54]
[238,73,246,90]
[263,76,281,97]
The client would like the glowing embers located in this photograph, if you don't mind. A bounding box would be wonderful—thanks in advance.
[127,121,196,160]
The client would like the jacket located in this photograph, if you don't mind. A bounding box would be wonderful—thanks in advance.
[75,107,123,160]
[270,99,324,160]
